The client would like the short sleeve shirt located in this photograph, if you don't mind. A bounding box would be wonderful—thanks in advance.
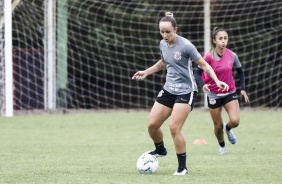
[160,36,201,95]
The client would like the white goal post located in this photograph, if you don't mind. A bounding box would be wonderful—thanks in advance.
[1,0,56,116]
[1,0,23,117]
[4,0,13,117]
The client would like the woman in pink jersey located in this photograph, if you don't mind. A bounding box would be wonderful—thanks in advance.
[195,27,249,154]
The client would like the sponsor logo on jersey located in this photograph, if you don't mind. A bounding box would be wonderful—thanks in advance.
[174,51,181,60]
[168,82,181,91]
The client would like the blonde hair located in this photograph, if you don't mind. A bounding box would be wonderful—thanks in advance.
[165,12,174,18]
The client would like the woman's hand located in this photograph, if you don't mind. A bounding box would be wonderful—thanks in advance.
[202,84,210,92]
[132,71,148,80]
[241,90,249,103]
[216,81,229,91]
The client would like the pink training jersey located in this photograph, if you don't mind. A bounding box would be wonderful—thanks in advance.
[202,48,236,94]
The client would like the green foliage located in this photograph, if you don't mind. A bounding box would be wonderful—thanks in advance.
[0,110,281,183]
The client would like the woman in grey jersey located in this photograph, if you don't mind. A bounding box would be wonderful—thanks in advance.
[132,12,229,175]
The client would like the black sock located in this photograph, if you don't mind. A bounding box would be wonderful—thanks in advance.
[154,141,165,153]
[219,141,225,147]
[226,124,231,131]
[177,152,187,172]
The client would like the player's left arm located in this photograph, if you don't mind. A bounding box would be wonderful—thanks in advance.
[195,57,229,91]
[186,42,228,91]
[233,52,249,103]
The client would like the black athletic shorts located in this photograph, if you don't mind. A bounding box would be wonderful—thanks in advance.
[207,92,238,109]
[155,89,197,110]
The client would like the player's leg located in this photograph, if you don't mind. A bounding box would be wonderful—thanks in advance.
[207,97,226,154]
[223,97,240,144]
[170,103,191,153]
[170,91,196,175]
[209,107,224,142]
[169,103,191,175]
[209,106,226,154]
[224,99,240,128]
[148,101,172,143]
[147,90,173,157]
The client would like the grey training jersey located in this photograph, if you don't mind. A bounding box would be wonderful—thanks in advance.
[160,36,201,95]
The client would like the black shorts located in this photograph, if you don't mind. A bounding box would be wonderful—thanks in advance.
[155,89,197,110]
[207,92,238,109]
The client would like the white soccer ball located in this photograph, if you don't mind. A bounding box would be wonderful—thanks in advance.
[136,152,159,174]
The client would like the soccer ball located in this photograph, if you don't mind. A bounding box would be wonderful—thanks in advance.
[136,152,159,174]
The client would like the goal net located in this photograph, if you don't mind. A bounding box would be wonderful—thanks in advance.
[1,0,281,113]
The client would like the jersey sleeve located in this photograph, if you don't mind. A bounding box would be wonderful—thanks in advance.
[194,67,206,87]
[159,42,163,59]
[160,50,164,59]
[232,52,246,90]
[185,42,201,62]
[232,52,242,68]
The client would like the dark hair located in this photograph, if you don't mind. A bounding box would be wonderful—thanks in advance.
[209,27,227,59]
[211,27,227,48]
[160,12,177,28]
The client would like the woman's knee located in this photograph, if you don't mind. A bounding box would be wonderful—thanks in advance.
[148,120,161,132]
[169,123,180,138]
[230,117,240,127]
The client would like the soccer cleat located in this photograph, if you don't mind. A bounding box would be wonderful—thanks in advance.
[218,146,226,154]
[173,168,188,175]
[224,123,236,144]
[148,148,167,157]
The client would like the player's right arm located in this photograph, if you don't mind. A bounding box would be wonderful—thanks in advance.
[132,58,166,80]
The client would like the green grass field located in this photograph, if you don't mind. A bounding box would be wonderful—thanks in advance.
[0,109,281,184]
